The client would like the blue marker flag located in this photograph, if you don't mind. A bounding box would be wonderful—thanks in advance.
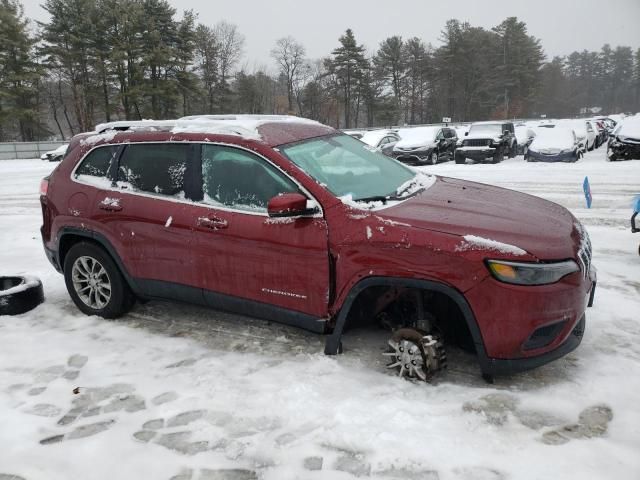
[583,176,592,209]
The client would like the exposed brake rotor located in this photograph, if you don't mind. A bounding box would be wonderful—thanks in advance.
[383,328,447,382]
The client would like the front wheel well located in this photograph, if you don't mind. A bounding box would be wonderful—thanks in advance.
[338,282,477,354]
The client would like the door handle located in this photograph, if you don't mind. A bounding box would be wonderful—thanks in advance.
[197,216,228,230]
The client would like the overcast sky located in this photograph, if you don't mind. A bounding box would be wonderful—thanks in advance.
[20,0,640,71]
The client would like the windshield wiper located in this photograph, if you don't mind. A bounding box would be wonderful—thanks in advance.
[354,194,403,204]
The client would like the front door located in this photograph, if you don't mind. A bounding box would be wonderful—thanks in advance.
[189,144,330,318]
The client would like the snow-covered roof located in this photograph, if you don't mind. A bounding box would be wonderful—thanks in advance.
[359,129,394,147]
[396,126,440,144]
[94,115,324,142]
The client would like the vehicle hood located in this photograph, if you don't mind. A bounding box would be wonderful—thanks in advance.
[394,139,435,150]
[464,132,502,141]
[380,176,579,260]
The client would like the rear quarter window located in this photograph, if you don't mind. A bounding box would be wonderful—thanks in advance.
[75,146,119,178]
[117,144,189,197]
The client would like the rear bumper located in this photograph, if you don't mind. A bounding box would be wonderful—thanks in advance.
[41,227,62,272]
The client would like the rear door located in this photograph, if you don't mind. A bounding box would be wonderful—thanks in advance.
[189,144,330,318]
[90,143,200,299]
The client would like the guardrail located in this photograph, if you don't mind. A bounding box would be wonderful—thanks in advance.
[0,141,67,160]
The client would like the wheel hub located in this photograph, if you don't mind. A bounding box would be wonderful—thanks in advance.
[383,328,446,382]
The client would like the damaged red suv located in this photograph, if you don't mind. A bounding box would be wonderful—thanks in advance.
[40,115,596,381]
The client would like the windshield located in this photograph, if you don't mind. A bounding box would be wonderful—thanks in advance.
[469,124,503,135]
[281,134,416,201]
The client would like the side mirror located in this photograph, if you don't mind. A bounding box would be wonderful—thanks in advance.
[267,193,317,218]
[464,132,469,136]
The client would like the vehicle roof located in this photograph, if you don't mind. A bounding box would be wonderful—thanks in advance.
[359,129,396,146]
[470,121,511,126]
[89,115,336,147]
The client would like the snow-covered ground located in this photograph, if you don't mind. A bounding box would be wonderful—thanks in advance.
[1,147,639,480]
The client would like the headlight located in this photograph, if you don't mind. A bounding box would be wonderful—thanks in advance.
[486,260,579,285]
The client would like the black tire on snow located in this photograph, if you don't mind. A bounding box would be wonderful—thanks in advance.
[63,242,135,319]
[509,142,517,158]
[0,276,44,316]
[455,151,465,164]
[492,147,504,163]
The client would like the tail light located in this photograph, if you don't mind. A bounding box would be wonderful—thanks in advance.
[40,177,49,196]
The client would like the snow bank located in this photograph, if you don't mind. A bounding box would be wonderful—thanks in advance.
[456,235,527,256]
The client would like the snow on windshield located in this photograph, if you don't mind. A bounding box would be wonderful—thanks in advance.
[469,123,502,135]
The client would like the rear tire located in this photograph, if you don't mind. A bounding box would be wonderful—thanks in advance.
[455,152,465,164]
[508,142,517,158]
[63,242,135,319]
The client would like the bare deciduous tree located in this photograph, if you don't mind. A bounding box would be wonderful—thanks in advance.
[270,36,306,113]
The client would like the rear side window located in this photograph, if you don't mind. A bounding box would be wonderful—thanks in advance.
[117,144,189,196]
[201,145,298,212]
[75,146,118,178]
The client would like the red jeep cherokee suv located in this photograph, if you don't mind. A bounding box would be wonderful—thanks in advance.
[40,115,596,381]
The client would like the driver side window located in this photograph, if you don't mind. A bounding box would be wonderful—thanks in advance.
[200,145,299,213]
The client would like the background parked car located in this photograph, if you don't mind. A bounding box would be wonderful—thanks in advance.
[590,119,608,147]
[607,117,640,161]
[392,126,457,165]
[514,125,536,155]
[455,121,516,164]
[557,119,596,151]
[359,129,400,157]
[526,127,582,162]
[40,144,68,162]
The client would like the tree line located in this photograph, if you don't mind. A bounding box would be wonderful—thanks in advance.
[1,0,640,141]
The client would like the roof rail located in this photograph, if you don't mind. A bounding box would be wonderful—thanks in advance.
[95,120,178,133]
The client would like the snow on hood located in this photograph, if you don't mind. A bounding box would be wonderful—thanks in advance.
[395,127,439,149]
[529,128,575,151]
[456,235,526,256]
[617,119,640,139]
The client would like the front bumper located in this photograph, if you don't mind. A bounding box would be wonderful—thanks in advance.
[392,148,433,165]
[527,150,577,162]
[484,315,586,375]
[457,147,496,161]
[465,263,596,376]
[608,141,640,160]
